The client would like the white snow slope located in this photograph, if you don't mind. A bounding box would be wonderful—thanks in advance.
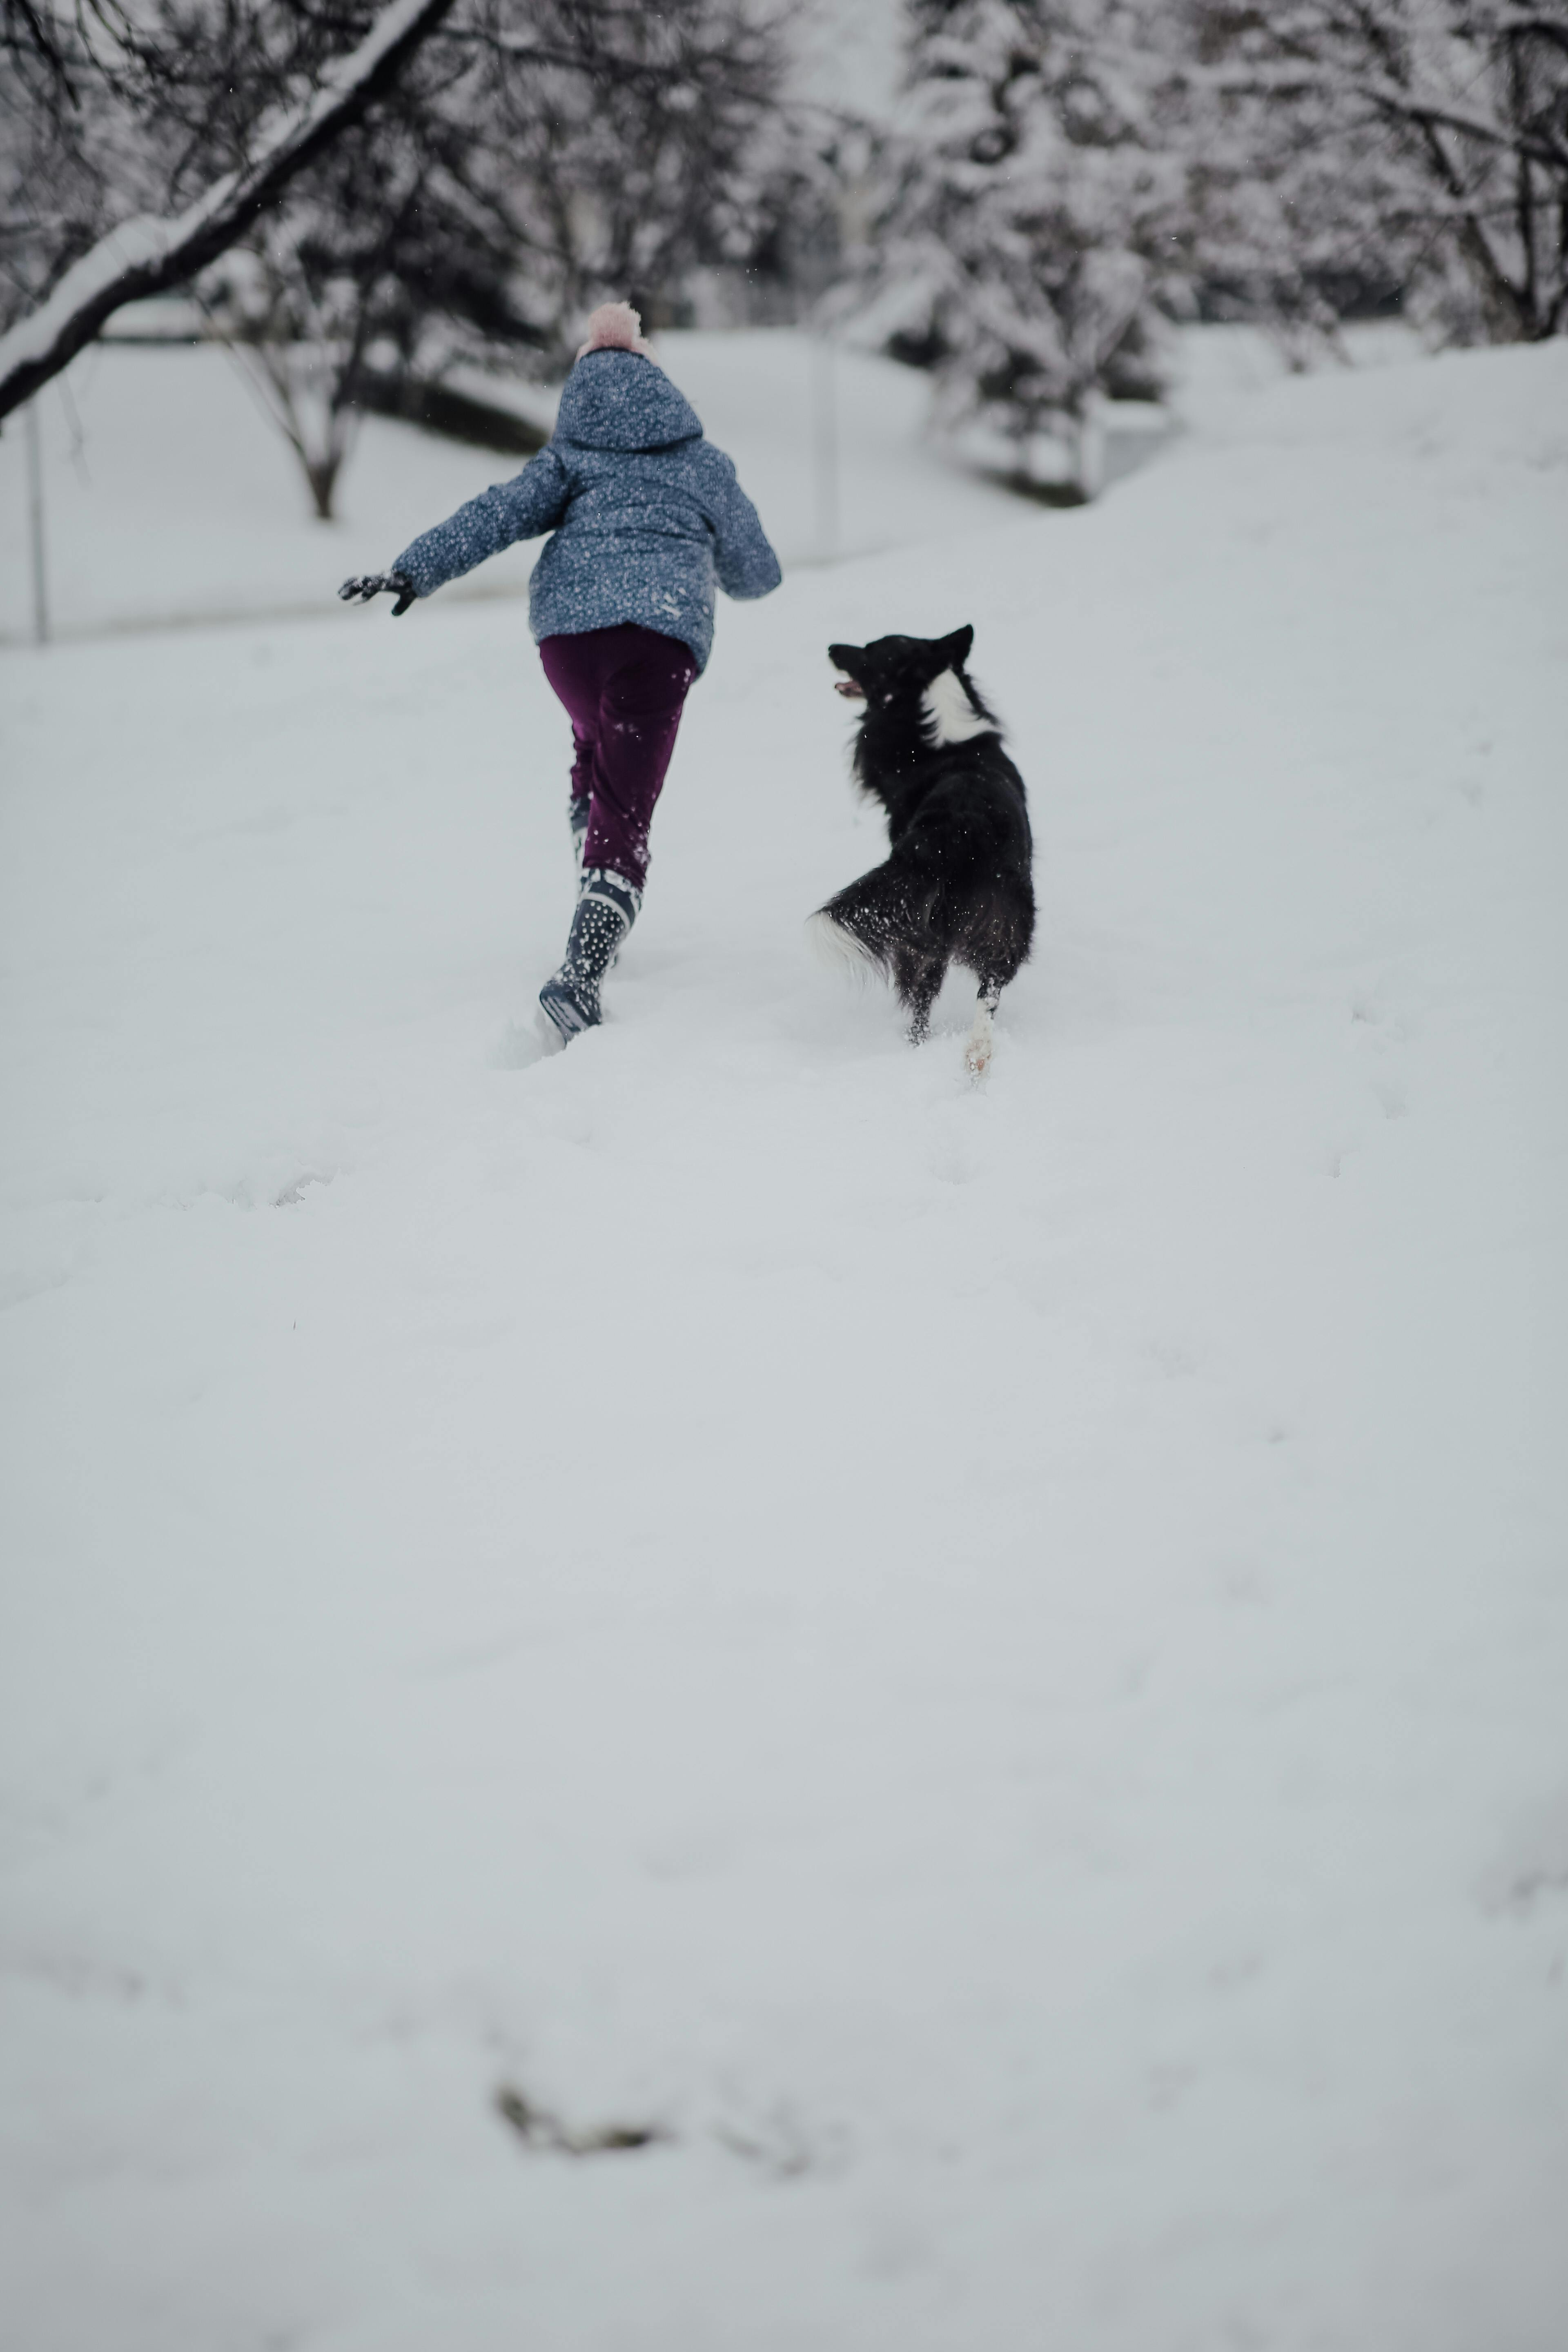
[2,341,1566,2352]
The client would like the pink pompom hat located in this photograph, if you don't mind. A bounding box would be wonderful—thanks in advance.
[575,301,659,364]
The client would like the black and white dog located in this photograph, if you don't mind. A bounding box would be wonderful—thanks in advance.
[811,626,1034,1074]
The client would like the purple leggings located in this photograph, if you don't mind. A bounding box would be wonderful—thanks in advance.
[538,624,698,891]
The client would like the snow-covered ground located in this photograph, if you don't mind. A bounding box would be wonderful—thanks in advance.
[2,338,1565,2351]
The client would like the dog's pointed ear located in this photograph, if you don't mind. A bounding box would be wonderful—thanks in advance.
[938,624,975,669]
[828,641,865,678]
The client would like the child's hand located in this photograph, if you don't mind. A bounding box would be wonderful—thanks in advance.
[338,570,415,615]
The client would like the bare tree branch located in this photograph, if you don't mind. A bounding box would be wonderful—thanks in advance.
[0,0,455,422]
[1198,60,1568,166]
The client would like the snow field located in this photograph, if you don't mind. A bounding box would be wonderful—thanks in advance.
[1,339,1566,2349]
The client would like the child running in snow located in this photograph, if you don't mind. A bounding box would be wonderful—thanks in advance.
[339,303,781,1049]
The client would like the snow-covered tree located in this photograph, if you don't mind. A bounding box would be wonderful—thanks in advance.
[0,0,459,419]
[0,0,795,433]
[1185,1,1568,345]
[198,75,540,519]
[191,0,791,517]
[472,0,791,349]
[860,0,1195,484]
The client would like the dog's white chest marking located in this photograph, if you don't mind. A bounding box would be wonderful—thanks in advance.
[922,669,996,744]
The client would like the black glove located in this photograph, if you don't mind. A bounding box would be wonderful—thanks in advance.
[338,569,416,616]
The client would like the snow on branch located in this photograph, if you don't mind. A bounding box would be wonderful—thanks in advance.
[0,0,457,424]
[1196,59,1568,171]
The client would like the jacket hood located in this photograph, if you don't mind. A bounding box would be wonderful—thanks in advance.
[554,349,703,452]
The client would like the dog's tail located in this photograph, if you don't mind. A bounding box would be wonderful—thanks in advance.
[808,854,927,981]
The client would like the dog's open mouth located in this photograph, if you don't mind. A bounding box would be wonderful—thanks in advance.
[833,679,866,699]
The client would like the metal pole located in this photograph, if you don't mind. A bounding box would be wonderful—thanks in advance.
[811,334,838,564]
[24,396,49,646]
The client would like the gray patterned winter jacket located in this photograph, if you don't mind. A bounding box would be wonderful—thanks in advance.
[392,351,781,673]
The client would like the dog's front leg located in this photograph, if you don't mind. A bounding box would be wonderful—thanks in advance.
[964,981,1002,1078]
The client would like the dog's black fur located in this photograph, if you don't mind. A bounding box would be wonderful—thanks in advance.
[814,626,1034,1049]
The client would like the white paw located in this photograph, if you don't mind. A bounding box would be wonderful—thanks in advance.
[964,1006,995,1078]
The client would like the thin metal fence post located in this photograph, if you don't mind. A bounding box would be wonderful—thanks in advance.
[24,396,49,646]
[811,334,839,565]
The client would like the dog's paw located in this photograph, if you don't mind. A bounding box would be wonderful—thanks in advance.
[964,1006,995,1079]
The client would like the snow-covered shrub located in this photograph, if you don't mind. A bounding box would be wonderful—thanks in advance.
[853,0,1196,490]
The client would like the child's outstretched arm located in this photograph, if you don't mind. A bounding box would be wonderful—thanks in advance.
[340,447,573,612]
[704,453,782,601]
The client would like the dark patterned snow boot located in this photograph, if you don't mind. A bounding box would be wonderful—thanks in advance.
[537,867,642,1050]
[565,807,622,961]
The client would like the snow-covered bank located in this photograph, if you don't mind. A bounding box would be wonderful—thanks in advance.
[2,340,1565,2350]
